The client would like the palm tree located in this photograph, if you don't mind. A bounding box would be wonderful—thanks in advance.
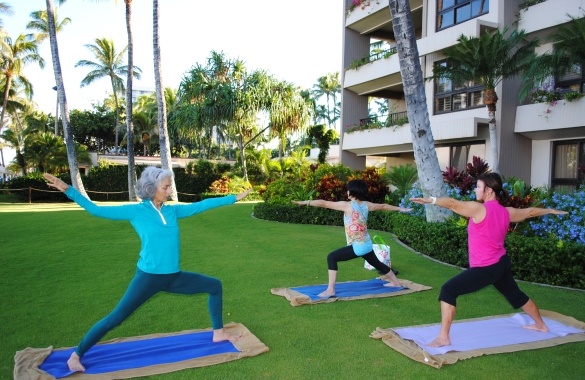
[0,33,44,181]
[123,0,138,201]
[0,2,13,28]
[152,0,177,200]
[431,28,538,174]
[75,38,141,157]
[312,72,341,129]
[269,80,312,160]
[388,0,450,222]
[522,12,585,97]
[0,33,44,134]
[44,0,87,195]
[26,8,71,43]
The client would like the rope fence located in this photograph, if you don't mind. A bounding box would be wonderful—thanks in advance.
[0,187,203,203]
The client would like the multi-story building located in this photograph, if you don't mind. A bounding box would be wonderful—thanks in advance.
[340,0,585,190]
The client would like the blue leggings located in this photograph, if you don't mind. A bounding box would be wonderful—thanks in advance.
[326,245,392,274]
[75,268,223,358]
[439,254,529,309]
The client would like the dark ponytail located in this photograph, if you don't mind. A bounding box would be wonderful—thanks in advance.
[477,172,508,204]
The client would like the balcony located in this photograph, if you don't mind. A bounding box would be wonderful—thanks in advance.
[343,109,487,156]
[514,97,585,140]
[517,0,583,34]
[345,0,423,40]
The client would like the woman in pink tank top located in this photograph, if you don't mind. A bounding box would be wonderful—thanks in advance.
[411,173,567,348]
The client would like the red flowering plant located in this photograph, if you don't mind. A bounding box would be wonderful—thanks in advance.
[316,174,348,201]
[209,176,231,194]
[442,156,490,195]
[350,167,389,203]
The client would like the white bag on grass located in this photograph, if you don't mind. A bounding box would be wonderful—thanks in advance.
[364,235,391,270]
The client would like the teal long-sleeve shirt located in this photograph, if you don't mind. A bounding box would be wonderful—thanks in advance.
[64,187,236,274]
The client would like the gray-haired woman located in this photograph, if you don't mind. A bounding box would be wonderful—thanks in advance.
[44,167,251,373]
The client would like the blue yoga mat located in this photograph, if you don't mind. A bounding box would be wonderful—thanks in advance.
[39,330,239,379]
[291,278,405,301]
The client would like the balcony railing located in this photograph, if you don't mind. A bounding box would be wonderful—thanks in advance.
[347,111,409,133]
[348,47,398,70]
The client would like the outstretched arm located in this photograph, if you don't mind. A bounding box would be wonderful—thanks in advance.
[366,202,411,212]
[292,199,349,212]
[236,188,252,201]
[44,173,69,192]
[410,196,484,220]
[507,206,568,223]
[44,173,134,220]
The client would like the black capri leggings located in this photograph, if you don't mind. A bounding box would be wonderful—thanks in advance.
[439,254,529,309]
[326,245,392,275]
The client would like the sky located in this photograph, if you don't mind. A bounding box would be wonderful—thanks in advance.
[3,0,344,115]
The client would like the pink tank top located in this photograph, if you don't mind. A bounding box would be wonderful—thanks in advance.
[467,200,509,267]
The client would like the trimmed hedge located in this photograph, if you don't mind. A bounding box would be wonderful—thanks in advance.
[252,202,585,289]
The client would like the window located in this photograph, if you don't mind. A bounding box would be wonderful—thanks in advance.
[434,61,485,114]
[437,0,489,31]
[556,62,585,94]
[552,140,585,191]
[436,142,485,171]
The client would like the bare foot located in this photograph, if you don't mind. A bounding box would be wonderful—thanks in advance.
[318,290,335,299]
[381,272,402,288]
[523,323,549,333]
[213,328,242,342]
[67,352,86,372]
[427,335,450,347]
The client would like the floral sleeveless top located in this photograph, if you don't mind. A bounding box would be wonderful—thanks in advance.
[344,201,373,256]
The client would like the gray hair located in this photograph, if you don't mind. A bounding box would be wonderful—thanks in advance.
[136,166,174,199]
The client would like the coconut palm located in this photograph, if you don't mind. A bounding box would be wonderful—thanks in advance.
[26,8,71,43]
[121,0,139,200]
[388,0,450,222]
[0,2,13,28]
[0,33,44,134]
[75,38,141,157]
[312,72,341,129]
[152,0,177,200]
[44,0,87,195]
[431,28,539,174]
[0,33,44,180]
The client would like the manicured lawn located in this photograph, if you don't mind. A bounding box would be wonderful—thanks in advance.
[1,202,584,379]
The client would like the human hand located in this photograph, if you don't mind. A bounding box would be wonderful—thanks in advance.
[409,197,432,205]
[236,188,252,201]
[399,207,413,212]
[550,209,568,216]
[43,173,70,192]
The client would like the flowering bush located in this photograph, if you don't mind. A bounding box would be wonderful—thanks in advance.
[529,189,585,246]
[346,0,377,17]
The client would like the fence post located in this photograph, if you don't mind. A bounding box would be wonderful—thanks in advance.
[29,187,32,204]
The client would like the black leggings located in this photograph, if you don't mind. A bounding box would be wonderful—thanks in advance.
[439,254,529,309]
[326,245,391,274]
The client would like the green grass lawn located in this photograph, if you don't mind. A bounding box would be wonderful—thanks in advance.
[1,202,584,379]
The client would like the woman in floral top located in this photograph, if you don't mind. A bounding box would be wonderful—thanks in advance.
[293,179,410,298]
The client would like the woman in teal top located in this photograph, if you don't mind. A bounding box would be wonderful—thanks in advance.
[293,179,410,299]
[44,167,251,373]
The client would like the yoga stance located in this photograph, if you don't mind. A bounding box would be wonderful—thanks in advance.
[44,168,251,373]
[410,172,567,347]
[293,179,411,299]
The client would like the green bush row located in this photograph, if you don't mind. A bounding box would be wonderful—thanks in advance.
[3,160,260,203]
[252,203,585,289]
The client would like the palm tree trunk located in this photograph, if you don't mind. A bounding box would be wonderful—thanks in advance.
[125,0,137,201]
[238,135,248,182]
[0,76,12,182]
[110,76,121,154]
[389,0,450,222]
[45,0,87,196]
[484,88,500,173]
[153,0,177,200]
